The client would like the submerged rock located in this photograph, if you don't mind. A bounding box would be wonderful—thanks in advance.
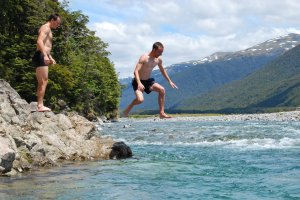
[0,79,130,176]
[109,141,132,159]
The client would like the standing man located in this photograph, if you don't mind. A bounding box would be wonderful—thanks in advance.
[32,14,61,112]
[124,42,178,118]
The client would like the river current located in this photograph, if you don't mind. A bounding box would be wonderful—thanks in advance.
[1,118,300,199]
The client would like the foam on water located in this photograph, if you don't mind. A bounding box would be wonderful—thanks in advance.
[103,119,300,151]
[123,137,300,150]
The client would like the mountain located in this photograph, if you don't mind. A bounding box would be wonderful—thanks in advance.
[173,42,300,113]
[119,33,300,113]
[119,77,132,85]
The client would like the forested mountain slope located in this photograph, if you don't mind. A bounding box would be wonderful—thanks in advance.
[173,43,300,113]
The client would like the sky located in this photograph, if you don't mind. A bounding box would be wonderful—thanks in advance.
[64,0,300,78]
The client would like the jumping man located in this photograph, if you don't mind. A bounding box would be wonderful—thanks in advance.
[124,42,178,118]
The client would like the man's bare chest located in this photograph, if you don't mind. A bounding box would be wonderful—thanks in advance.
[145,57,159,68]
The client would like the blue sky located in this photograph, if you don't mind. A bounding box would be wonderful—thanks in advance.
[64,0,300,78]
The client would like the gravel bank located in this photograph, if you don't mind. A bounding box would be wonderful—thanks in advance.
[123,111,300,122]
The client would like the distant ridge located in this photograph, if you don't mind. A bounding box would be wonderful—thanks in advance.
[173,41,300,113]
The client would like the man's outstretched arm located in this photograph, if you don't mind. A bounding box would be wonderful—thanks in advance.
[158,58,178,89]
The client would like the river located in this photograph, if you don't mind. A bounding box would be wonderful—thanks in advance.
[1,117,299,199]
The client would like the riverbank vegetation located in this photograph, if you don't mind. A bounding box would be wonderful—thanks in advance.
[0,0,120,119]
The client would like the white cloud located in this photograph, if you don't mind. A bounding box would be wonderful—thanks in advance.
[66,0,300,78]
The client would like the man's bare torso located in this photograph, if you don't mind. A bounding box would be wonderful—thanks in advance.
[38,23,52,55]
[138,54,161,80]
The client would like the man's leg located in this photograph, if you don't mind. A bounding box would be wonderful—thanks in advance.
[150,83,171,118]
[123,90,144,117]
[36,66,51,111]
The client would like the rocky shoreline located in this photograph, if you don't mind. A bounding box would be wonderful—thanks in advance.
[0,80,131,176]
[172,111,300,122]
[2,78,299,176]
[124,111,300,122]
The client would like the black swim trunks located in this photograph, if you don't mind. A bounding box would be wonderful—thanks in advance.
[32,51,48,68]
[132,78,155,94]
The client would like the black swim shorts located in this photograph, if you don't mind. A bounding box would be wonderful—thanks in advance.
[132,78,155,94]
[32,51,48,67]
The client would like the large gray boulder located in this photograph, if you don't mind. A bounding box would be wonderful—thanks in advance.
[0,79,128,176]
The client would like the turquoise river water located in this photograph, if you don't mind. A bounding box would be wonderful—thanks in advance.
[0,118,300,200]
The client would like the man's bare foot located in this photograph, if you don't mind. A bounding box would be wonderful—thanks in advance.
[160,113,172,119]
[37,105,51,112]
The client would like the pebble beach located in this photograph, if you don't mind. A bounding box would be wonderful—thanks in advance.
[130,110,300,122]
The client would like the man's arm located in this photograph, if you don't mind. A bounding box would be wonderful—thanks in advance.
[48,54,56,65]
[158,58,178,89]
[37,25,50,65]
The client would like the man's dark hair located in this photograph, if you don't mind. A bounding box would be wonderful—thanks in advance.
[152,42,164,50]
[48,14,60,21]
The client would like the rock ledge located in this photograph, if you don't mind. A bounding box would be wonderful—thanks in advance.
[0,79,131,176]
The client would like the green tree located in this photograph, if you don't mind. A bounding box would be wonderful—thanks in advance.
[0,0,121,119]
